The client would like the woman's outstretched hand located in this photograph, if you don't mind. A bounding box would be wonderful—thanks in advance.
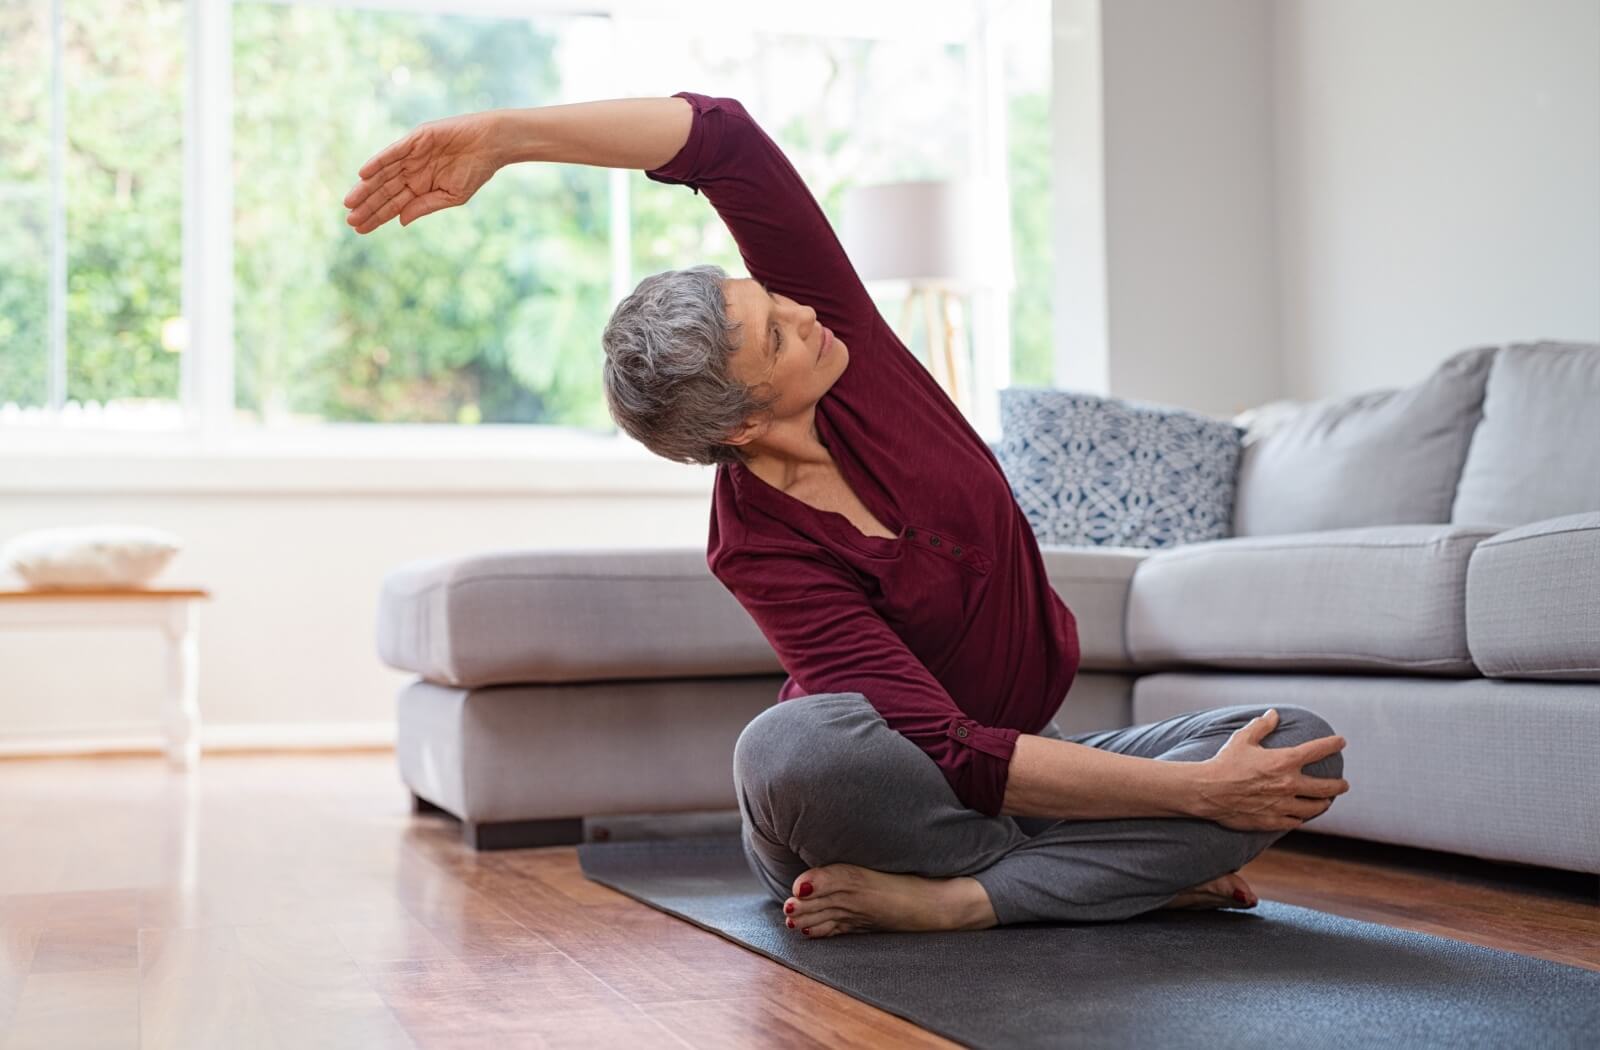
[1192,709,1349,831]
[343,111,505,234]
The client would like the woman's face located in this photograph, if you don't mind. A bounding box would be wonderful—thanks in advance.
[721,277,847,427]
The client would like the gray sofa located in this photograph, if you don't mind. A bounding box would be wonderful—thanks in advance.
[376,339,1600,874]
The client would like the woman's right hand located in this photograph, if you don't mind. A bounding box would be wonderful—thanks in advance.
[343,111,507,234]
[1192,709,1350,831]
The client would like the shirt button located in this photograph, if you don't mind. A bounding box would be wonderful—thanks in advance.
[956,726,969,738]
[905,527,916,538]
[931,536,942,547]
[953,546,963,557]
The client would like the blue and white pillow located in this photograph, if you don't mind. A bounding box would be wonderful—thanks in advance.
[995,388,1244,549]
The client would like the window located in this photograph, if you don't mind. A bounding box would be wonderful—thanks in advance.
[1,0,186,422]
[1,0,1050,447]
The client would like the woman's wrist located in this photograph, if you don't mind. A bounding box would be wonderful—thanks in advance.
[1003,736,1209,821]
[487,107,536,168]
[1168,759,1212,820]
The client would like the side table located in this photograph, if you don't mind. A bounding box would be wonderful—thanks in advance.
[0,586,212,768]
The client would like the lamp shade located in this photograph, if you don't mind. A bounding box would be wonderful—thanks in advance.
[840,176,1009,288]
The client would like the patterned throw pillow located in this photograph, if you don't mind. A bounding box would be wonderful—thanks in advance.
[995,388,1244,549]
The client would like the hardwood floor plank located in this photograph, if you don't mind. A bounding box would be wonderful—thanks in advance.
[360,950,680,1046]
[641,989,958,1050]
[4,968,140,1050]
[232,923,417,1050]
[27,924,138,975]
[1242,833,1600,973]
[137,927,278,1050]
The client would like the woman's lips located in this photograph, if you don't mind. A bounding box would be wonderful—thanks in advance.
[819,325,833,361]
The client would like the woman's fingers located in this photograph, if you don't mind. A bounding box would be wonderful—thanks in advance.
[345,154,407,211]
[1294,772,1350,798]
[1287,733,1346,767]
[345,128,430,212]
[1229,708,1279,748]
[397,188,455,226]
[352,186,415,234]
[346,169,415,227]
[358,131,419,180]
[1283,795,1333,820]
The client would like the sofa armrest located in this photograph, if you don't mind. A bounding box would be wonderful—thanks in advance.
[1038,545,1153,670]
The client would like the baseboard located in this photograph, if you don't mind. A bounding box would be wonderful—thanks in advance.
[0,721,397,759]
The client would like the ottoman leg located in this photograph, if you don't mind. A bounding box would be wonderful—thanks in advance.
[411,793,451,816]
[464,817,586,851]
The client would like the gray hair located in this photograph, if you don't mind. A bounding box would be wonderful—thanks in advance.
[601,263,779,467]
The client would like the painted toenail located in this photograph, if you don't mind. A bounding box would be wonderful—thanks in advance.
[1233,890,1248,902]
[787,919,794,928]
[785,902,794,914]
[802,927,811,935]
[799,882,813,897]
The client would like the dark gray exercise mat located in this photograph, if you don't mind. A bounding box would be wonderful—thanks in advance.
[576,833,1600,1050]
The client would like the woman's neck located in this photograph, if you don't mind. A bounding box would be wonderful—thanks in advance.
[739,412,832,492]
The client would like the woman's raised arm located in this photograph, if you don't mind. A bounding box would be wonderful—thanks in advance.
[343,96,692,233]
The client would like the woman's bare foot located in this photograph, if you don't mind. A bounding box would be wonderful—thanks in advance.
[780,863,999,938]
[1160,871,1259,911]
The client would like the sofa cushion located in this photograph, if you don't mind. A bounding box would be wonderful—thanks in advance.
[997,388,1243,549]
[1038,545,1152,671]
[1451,341,1600,528]
[1231,345,1497,537]
[1466,512,1600,681]
[1126,524,1502,674]
[377,547,780,688]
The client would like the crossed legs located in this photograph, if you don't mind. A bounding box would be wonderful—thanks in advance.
[732,692,1343,927]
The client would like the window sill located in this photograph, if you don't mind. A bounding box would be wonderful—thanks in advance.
[0,425,717,496]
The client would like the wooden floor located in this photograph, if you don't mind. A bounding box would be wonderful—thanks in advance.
[1,753,1595,1049]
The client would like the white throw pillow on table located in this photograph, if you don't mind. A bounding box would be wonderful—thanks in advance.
[0,524,184,589]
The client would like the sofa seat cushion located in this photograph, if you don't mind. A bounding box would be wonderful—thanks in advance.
[1038,545,1151,670]
[1466,513,1600,681]
[1126,524,1503,674]
[377,547,780,688]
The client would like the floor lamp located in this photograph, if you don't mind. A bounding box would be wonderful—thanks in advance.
[840,178,994,418]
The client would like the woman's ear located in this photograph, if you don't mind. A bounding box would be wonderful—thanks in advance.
[723,417,759,449]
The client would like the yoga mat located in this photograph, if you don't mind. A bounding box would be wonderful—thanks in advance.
[577,832,1600,1050]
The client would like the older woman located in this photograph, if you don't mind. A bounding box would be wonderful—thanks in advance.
[344,92,1349,938]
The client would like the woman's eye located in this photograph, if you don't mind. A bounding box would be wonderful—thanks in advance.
[774,327,782,352]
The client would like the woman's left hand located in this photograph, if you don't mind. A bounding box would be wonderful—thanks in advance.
[1191,709,1349,831]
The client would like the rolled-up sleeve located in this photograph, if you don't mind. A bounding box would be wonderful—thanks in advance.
[643,91,876,344]
[714,547,1020,817]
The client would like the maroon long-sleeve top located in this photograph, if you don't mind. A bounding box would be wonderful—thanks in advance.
[645,91,1081,818]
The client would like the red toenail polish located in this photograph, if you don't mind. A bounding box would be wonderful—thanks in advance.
[785,902,794,914]
[802,928,811,935]
[786,919,794,928]
[1234,890,1249,902]
[799,882,813,897]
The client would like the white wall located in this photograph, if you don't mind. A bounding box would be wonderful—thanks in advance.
[0,455,713,752]
[1273,0,1600,398]
[1099,0,1283,417]
[1053,0,1598,411]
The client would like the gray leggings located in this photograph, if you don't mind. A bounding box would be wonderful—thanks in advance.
[732,692,1344,925]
